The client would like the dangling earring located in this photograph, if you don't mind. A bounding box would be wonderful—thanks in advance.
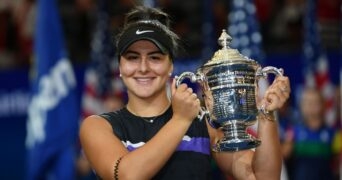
[169,73,172,77]
[119,73,122,77]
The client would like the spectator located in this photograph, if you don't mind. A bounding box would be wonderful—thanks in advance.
[283,87,338,180]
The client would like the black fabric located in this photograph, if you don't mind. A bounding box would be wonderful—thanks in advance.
[117,23,172,56]
[99,106,213,180]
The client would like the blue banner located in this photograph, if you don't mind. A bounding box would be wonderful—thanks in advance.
[25,0,79,179]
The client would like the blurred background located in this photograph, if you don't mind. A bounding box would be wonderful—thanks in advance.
[0,0,341,179]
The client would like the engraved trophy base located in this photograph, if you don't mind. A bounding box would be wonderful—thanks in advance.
[212,120,261,152]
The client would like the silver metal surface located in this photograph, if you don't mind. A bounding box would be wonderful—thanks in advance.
[176,30,283,152]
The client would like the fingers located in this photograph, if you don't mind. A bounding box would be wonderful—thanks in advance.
[171,77,195,94]
[171,78,193,96]
[262,76,291,111]
[174,83,197,101]
[263,91,282,111]
[191,92,198,99]
[187,87,193,94]
[276,76,290,92]
[175,84,197,101]
[171,82,200,121]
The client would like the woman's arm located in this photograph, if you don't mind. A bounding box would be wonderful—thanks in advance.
[80,114,192,180]
[253,76,290,179]
[80,81,201,180]
[252,113,282,179]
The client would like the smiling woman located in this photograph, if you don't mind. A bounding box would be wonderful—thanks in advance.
[79,5,291,180]
[119,40,173,100]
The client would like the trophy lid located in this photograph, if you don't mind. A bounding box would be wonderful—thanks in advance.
[203,29,254,66]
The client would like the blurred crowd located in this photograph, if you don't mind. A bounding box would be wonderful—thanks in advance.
[0,0,341,179]
[0,0,340,69]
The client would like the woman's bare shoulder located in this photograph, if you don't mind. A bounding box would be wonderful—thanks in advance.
[80,115,113,135]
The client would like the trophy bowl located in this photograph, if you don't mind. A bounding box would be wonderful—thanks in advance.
[176,30,283,152]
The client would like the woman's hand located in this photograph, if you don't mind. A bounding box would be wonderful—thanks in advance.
[261,76,291,112]
[171,78,200,122]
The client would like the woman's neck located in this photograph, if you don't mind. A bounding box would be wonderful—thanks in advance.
[126,94,171,117]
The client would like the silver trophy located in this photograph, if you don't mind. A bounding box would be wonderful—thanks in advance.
[176,30,283,152]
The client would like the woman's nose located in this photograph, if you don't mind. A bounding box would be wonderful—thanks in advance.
[139,57,149,72]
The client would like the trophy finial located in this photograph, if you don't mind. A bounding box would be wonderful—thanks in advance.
[206,29,251,65]
[218,29,232,49]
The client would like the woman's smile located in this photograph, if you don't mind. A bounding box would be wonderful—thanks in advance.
[134,76,155,85]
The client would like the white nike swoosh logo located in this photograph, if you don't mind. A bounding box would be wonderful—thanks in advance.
[136,29,154,35]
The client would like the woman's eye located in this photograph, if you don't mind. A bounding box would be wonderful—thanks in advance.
[126,55,139,61]
[149,55,162,61]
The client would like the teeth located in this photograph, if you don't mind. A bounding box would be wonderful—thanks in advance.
[136,77,153,82]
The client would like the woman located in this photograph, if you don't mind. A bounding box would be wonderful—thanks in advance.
[80,6,291,180]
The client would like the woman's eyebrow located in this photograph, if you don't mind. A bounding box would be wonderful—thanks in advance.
[148,50,164,55]
[122,50,139,55]
[123,50,164,55]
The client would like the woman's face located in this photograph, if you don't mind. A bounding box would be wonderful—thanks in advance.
[119,40,173,100]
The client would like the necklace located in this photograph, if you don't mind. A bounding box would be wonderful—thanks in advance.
[128,103,171,123]
[140,115,159,123]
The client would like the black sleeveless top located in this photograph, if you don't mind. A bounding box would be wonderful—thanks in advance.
[99,106,213,180]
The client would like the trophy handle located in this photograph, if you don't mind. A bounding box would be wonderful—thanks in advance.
[257,66,284,114]
[257,66,284,78]
[175,72,209,121]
